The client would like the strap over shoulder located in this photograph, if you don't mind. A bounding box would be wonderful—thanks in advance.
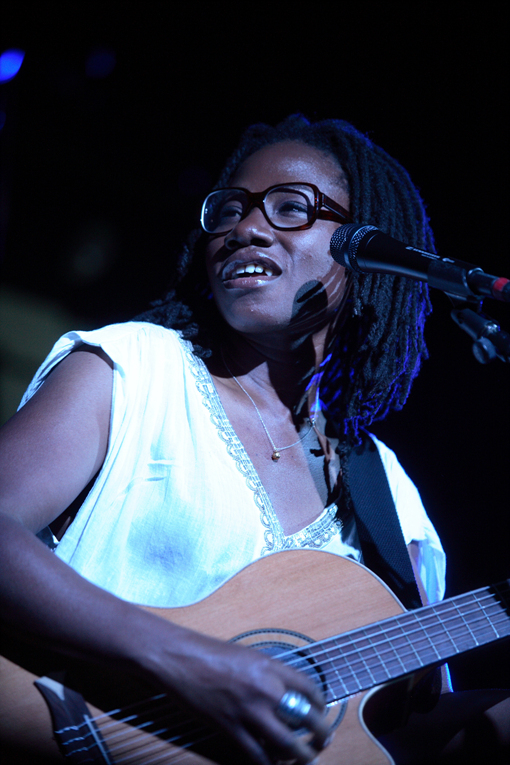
[347,436,422,610]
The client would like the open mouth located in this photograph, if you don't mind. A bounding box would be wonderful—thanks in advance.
[222,259,281,282]
[231,263,274,278]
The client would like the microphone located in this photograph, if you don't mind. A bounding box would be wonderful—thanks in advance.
[330,224,510,302]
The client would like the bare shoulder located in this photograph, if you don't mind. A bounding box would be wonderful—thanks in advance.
[0,345,113,533]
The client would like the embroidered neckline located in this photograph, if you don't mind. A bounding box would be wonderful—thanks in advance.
[281,503,342,550]
[177,334,342,556]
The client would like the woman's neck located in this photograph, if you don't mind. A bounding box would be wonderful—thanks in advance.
[206,325,330,416]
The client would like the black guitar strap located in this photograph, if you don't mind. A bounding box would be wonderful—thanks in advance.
[347,436,422,610]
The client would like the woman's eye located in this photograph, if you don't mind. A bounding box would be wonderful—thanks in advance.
[218,204,243,222]
[274,198,309,218]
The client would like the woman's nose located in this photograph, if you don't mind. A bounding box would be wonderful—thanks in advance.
[224,206,275,250]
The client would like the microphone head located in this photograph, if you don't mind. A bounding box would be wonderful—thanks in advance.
[330,224,378,272]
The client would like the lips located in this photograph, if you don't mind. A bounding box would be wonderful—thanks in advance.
[221,257,282,283]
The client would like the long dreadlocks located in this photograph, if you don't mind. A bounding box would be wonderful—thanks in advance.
[136,114,433,444]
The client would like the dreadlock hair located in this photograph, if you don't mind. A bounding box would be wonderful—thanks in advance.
[136,114,433,446]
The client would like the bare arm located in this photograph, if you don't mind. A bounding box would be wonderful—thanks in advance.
[0,346,113,533]
[0,347,326,765]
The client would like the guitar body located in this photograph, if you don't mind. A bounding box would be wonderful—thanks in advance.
[0,551,422,764]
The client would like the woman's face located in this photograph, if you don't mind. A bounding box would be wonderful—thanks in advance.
[204,141,350,342]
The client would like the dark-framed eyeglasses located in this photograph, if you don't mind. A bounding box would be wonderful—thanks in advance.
[200,182,352,235]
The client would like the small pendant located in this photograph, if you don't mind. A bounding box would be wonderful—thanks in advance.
[271,450,281,462]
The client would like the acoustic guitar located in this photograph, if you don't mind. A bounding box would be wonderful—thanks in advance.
[1,550,509,764]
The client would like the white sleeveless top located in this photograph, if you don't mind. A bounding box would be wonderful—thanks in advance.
[21,322,446,607]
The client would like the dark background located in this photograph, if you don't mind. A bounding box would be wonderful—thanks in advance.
[1,5,508,691]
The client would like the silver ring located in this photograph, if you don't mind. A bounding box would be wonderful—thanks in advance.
[276,690,312,729]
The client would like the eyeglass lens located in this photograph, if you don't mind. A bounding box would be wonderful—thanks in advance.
[202,184,316,234]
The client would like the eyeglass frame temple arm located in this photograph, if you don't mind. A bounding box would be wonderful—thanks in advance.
[318,192,352,224]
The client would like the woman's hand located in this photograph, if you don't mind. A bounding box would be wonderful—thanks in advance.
[0,510,328,765]
[134,616,330,764]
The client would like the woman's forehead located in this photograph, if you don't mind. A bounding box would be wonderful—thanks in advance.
[230,141,346,197]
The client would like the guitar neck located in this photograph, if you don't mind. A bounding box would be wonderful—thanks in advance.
[307,580,510,703]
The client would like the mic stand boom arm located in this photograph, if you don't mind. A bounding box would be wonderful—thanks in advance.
[329,224,510,363]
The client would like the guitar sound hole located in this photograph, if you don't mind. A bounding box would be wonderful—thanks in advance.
[258,642,327,696]
[229,627,347,733]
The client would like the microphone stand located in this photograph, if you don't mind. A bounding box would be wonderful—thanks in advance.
[330,222,510,362]
[446,293,510,364]
[402,244,510,363]
[415,248,510,363]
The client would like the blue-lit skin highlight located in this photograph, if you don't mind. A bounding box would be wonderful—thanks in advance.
[0,49,25,82]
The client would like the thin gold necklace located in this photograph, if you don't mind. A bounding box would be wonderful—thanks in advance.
[220,348,317,462]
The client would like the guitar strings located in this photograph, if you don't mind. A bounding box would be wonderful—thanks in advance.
[91,707,232,765]
[280,613,510,702]
[61,697,219,765]
[93,596,505,732]
[67,584,509,763]
[103,725,218,764]
[58,695,199,760]
[277,585,509,670]
[113,591,509,713]
[98,702,210,749]
[277,589,510,694]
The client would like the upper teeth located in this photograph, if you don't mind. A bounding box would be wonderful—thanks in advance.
[233,264,273,277]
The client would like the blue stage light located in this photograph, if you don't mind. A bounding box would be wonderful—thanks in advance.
[0,49,25,83]
[85,48,116,79]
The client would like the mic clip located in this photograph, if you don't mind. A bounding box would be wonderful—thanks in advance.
[448,295,510,364]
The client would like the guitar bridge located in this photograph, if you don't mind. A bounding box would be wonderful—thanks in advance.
[35,676,112,763]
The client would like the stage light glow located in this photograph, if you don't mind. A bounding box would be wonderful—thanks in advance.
[85,48,116,79]
[0,49,25,82]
